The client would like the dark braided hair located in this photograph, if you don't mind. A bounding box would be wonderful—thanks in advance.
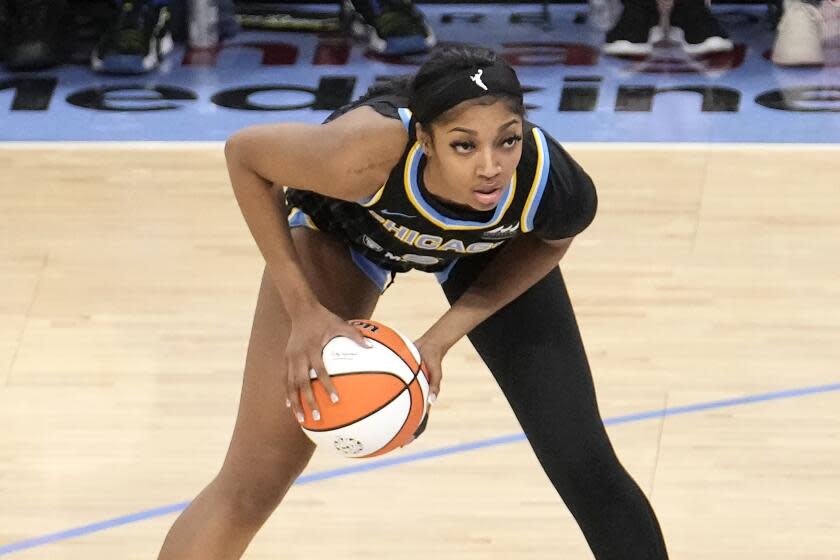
[355,45,525,129]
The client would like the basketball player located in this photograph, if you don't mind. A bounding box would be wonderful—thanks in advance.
[157,45,669,560]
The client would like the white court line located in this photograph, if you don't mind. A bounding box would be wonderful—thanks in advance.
[0,142,226,150]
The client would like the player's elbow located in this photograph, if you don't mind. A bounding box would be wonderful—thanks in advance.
[224,130,249,169]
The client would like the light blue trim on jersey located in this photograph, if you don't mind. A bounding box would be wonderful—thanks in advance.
[288,207,319,230]
[398,108,413,131]
[288,208,392,293]
[405,144,516,230]
[520,127,551,233]
[434,259,459,285]
[349,250,393,294]
[357,108,411,206]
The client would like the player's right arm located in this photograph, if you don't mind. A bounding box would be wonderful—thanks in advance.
[224,105,404,311]
[223,107,405,420]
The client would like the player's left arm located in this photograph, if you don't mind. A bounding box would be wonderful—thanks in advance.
[416,141,597,402]
[415,233,574,401]
[424,233,575,344]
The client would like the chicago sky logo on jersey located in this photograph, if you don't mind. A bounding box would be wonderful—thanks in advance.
[481,222,520,241]
[368,210,505,254]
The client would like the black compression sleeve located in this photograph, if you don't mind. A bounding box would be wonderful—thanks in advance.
[440,253,668,560]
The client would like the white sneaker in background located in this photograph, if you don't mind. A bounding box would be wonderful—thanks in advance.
[772,0,825,66]
[589,0,623,30]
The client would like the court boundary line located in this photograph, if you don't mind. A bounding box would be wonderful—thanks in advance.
[1,381,838,556]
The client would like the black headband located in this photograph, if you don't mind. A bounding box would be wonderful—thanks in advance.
[409,61,524,124]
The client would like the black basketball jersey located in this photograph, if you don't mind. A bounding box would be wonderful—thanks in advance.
[286,95,597,274]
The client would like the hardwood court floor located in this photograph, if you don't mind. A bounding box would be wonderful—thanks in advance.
[1,145,838,559]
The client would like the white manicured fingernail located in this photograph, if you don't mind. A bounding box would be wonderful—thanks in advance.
[285,398,291,408]
[330,393,339,404]
[428,393,437,405]
[296,412,304,423]
[313,410,321,421]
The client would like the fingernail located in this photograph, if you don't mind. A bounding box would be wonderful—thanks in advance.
[285,398,291,408]
[296,412,304,423]
[364,340,373,348]
[313,410,321,421]
[330,393,339,404]
[428,393,437,405]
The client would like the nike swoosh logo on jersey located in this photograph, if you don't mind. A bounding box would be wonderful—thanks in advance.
[380,209,417,219]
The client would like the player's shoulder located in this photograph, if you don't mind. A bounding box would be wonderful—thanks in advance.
[517,121,558,171]
[517,120,580,173]
[322,104,409,176]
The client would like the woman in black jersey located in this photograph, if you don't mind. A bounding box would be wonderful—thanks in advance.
[157,45,669,560]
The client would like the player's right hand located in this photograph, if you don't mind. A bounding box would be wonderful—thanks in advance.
[284,303,371,424]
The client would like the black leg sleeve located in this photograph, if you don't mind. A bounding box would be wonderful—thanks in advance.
[441,253,669,560]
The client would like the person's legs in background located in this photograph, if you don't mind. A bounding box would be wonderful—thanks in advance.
[602,0,733,56]
[668,0,734,54]
[602,0,663,55]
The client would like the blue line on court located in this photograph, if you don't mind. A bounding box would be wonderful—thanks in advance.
[2,381,839,556]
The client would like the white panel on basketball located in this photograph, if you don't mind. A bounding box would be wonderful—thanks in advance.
[415,371,430,404]
[322,336,416,384]
[305,390,412,457]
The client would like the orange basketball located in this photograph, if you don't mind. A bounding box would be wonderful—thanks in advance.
[299,319,430,458]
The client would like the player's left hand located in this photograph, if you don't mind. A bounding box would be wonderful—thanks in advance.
[414,333,450,405]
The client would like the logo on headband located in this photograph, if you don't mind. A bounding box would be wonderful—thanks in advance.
[470,69,488,91]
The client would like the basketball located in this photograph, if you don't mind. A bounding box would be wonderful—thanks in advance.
[299,319,430,458]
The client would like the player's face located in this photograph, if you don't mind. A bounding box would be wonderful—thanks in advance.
[421,100,524,212]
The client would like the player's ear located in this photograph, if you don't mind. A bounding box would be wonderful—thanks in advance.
[415,123,436,159]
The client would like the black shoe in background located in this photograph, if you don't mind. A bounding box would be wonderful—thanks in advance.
[342,0,435,55]
[603,0,663,56]
[91,0,173,74]
[0,0,8,64]
[669,0,734,55]
[6,0,68,70]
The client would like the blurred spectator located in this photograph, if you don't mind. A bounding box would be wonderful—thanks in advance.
[0,0,435,73]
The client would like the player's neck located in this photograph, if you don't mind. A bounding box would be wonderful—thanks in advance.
[422,157,463,209]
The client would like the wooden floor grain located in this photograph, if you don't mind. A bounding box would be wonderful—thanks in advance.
[1,145,838,559]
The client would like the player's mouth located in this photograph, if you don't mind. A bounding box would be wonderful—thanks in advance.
[472,182,503,207]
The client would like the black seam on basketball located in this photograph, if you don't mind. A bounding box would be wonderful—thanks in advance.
[370,382,419,455]
[379,340,421,379]
[304,372,410,432]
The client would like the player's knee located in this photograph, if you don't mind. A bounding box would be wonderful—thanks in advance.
[216,472,291,523]
[215,456,307,523]
[546,443,625,495]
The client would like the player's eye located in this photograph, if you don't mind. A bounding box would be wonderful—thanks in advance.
[451,141,475,154]
[501,135,523,148]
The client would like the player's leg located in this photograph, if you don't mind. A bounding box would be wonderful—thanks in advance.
[440,253,668,560]
[158,227,381,560]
